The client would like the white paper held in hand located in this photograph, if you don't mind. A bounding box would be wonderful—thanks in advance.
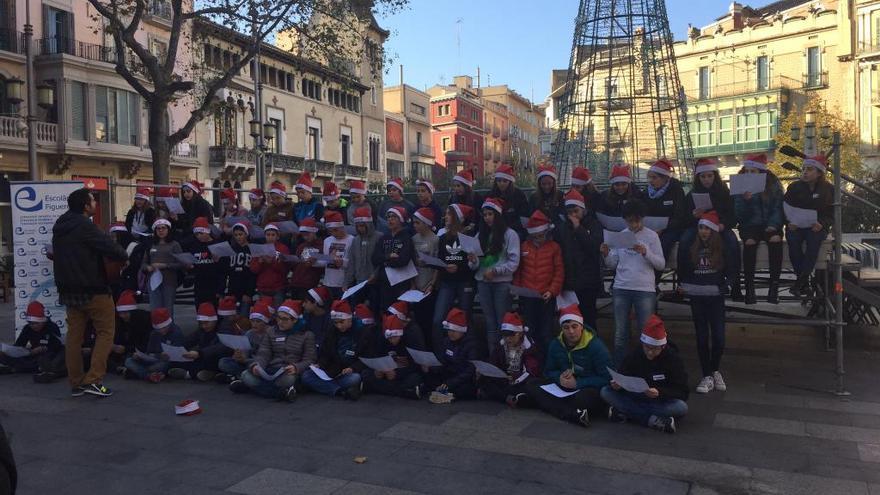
[341,280,369,300]
[457,233,483,256]
[173,252,197,265]
[604,229,637,250]
[398,289,428,303]
[308,365,334,381]
[510,285,542,299]
[692,193,713,211]
[218,333,251,351]
[556,290,579,309]
[783,202,818,228]
[208,241,236,258]
[149,270,163,291]
[596,213,627,232]
[729,173,766,195]
[249,243,277,258]
[385,261,418,286]
[406,347,443,367]
[255,365,286,380]
[418,251,448,268]
[163,197,185,214]
[540,383,579,398]
[161,343,193,362]
[1,343,30,358]
[470,360,508,379]
[358,355,398,371]
[607,367,650,393]
[643,216,669,232]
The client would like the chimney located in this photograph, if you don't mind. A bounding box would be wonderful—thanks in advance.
[729,2,744,30]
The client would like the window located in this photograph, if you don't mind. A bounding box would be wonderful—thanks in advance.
[736,110,777,143]
[698,67,710,99]
[368,136,380,171]
[95,86,139,145]
[471,109,478,121]
[806,47,822,87]
[416,131,423,153]
[473,139,478,157]
[689,118,714,148]
[45,7,71,54]
[756,56,769,91]
[149,38,167,62]
[441,137,450,152]
[340,126,352,165]
[606,77,619,97]
[214,106,236,147]
[437,104,451,117]
[719,115,733,145]
[410,103,425,116]
[70,81,86,140]
[0,77,15,114]
[302,79,322,101]
[308,126,320,160]
[269,118,281,154]
[371,84,376,105]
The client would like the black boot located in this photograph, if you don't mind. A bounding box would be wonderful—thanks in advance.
[744,280,756,305]
[791,273,809,297]
[730,281,744,302]
[742,243,757,305]
[767,280,779,304]
[767,241,783,304]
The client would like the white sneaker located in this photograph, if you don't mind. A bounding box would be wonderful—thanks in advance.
[696,376,714,394]
[712,371,727,392]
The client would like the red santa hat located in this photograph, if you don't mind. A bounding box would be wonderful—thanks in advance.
[558,304,584,325]
[299,217,319,233]
[217,296,238,316]
[220,188,238,204]
[295,172,313,191]
[494,164,515,183]
[232,220,250,236]
[388,301,410,322]
[386,177,405,193]
[116,290,138,312]
[564,189,586,210]
[355,304,375,325]
[803,154,827,173]
[386,206,407,223]
[649,159,674,177]
[323,211,345,229]
[278,299,304,319]
[109,221,127,234]
[152,218,171,231]
[609,164,632,184]
[156,187,176,199]
[442,307,468,333]
[698,211,721,232]
[482,197,504,214]
[322,181,340,202]
[249,302,272,323]
[255,296,275,314]
[383,314,406,338]
[263,223,280,233]
[196,302,218,322]
[175,399,202,416]
[182,180,203,194]
[135,187,153,202]
[571,166,592,186]
[640,314,668,346]
[449,203,473,223]
[454,169,474,188]
[416,179,435,195]
[269,181,287,197]
[151,308,173,329]
[414,207,435,227]
[25,301,46,323]
[330,300,353,320]
[526,210,551,234]
[353,207,373,224]
[308,286,331,307]
[742,153,768,171]
[248,188,264,200]
[348,180,367,195]
[192,217,212,235]
[695,158,719,175]
[501,312,526,333]
[536,164,558,182]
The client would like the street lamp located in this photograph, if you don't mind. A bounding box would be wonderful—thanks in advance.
[6,78,24,105]
[36,83,54,109]
[249,118,261,140]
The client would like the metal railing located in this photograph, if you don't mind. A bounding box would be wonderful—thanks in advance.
[266,152,304,172]
[0,28,25,54]
[171,143,198,159]
[335,164,367,179]
[685,75,799,101]
[208,145,256,168]
[148,0,172,20]
[802,71,829,89]
[410,143,433,157]
[306,159,335,177]
[37,37,115,63]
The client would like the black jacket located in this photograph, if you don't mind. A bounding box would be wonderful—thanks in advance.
[618,344,689,401]
[52,211,128,296]
[116,310,151,353]
[125,206,156,235]
[596,187,643,218]
[643,178,689,232]
[436,335,478,390]
[784,179,834,229]
[371,230,416,287]
[185,328,227,361]
[485,186,530,239]
[316,325,369,376]
[224,242,255,297]
[181,237,224,295]
[558,217,604,291]
[181,196,215,234]
[14,322,63,354]
[685,183,736,230]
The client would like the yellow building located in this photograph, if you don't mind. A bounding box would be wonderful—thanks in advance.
[855,0,880,169]
[482,98,509,177]
[383,82,435,183]
[479,84,542,176]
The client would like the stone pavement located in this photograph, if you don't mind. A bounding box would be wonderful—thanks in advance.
[2,301,880,495]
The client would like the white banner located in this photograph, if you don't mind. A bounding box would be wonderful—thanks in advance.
[11,181,83,337]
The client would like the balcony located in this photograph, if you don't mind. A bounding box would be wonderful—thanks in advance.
[410,143,433,158]
[209,145,256,169]
[335,164,367,180]
[37,37,115,63]
[500,130,508,141]
[171,143,199,160]
[857,41,880,58]
[0,28,25,55]
[266,153,304,173]
[492,126,500,138]
[305,159,335,177]
[0,116,58,146]
[147,1,172,21]
[802,71,829,90]
[685,75,799,102]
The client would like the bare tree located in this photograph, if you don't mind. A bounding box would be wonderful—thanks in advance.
[86,0,407,184]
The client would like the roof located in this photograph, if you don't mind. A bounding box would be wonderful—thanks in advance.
[351,0,390,38]
[751,0,812,17]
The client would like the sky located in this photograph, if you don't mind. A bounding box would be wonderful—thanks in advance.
[378,0,734,104]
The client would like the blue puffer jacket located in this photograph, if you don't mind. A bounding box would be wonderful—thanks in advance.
[733,175,784,231]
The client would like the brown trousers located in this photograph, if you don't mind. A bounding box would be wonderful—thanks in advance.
[65,294,116,387]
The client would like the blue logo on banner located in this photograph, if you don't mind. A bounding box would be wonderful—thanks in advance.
[41,267,50,276]
[17,268,26,277]
[15,227,24,235]
[27,237,36,246]
[30,279,38,287]
[18,290,27,299]
[14,187,43,212]
[16,247,26,256]
[38,226,48,234]
[29,258,38,267]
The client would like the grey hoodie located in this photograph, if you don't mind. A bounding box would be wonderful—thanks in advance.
[345,222,382,287]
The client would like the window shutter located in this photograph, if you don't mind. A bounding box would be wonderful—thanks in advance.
[70,81,85,140]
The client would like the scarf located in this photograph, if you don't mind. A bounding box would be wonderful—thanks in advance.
[648,181,671,200]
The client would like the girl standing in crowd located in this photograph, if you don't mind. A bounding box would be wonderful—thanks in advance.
[684,158,742,300]
[219,188,249,235]
[182,217,224,307]
[528,164,565,235]
[432,204,476,351]
[415,179,443,229]
[596,164,642,227]
[513,210,563,350]
[319,211,354,300]
[377,178,415,234]
[293,172,323,222]
[246,188,266,226]
[601,200,665,366]
[486,164,530,239]
[249,223,290,307]
[785,155,834,297]
[262,181,295,225]
[733,153,785,304]
[344,207,381,306]
[559,189,604,332]
[125,187,155,237]
[154,187,180,227]
[474,198,521,356]
[411,207,439,346]
[678,212,728,394]
[345,180,377,227]
[288,218,323,300]
[642,159,688,264]
[371,206,417,312]
[141,219,183,316]
[180,180,214,233]
[569,166,600,212]
[447,169,482,234]
[225,222,256,316]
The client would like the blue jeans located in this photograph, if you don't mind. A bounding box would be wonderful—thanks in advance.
[519,296,557,351]
[432,280,475,351]
[240,368,299,398]
[690,295,726,377]
[301,369,362,396]
[611,288,656,366]
[786,227,828,277]
[149,279,177,317]
[123,357,170,380]
[477,281,512,355]
[600,387,688,425]
[218,357,248,378]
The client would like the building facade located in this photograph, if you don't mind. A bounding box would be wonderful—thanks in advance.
[855,0,880,169]
[383,83,434,184]
[482,98,509,178]
[427,76,484,183]
[480,84,541,177]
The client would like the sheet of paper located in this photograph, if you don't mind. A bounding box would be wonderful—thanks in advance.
[275,221,299,235]
[254,365,286,380]
[134,349,157,363]
[643,216,669,232]
[604,229,637,250]
[173,252,197,265]
[406,347,443,367]
[208,241,236,258]
[309,253,333,262]
[418,251,448,268]
[457,233,484,256]
[164,197,185,214]
[149,270,163,291]
[692,193,713,211]
[398,289,428,303]
[385,261,418,286]
[358,355,398,371]
[1,343,30,358]
[784,202,818,228]
[596,212,627,232]
[341,280,369,300]
[556,290,579,309]
[308,365,334,381]
[161,343,193,362]
[540,383,579,398]
[471,360,509,379]
[282,254,301,263]
[218,333,252,351]
[511,285,542,299]
[513,371,530,385]
[729,173,766,195]
[249,243,277,258]
[607,367,650,393]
